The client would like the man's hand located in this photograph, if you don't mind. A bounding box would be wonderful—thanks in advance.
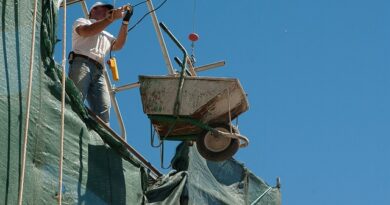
[123,4,133,12]
[106,7,126,22]
[122,5,133,24]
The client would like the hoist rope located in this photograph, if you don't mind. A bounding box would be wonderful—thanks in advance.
[58,0,67,204]
[133,0,148,7]
[192,0,197,33]
[18,0,38,204]
[190,0,197,62]
[227,88,233,134]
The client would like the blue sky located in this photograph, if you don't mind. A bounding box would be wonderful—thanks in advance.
[56,0,390,204]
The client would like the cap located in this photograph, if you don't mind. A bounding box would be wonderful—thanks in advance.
[89,1,114,13]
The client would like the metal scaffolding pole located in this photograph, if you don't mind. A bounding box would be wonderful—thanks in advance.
[146,0,175,75]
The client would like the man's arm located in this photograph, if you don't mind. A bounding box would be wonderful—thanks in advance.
[112,6,132,51]
[76,7,124,37]
[76,18,113,37]
[112,24,128,51]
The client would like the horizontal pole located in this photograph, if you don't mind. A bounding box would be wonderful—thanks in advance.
[59,0,89,19]
[113,82,140,93]
[194,61,225,72]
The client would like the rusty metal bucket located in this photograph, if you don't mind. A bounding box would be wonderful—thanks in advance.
[139,75,249,161]
[140,75,248,123]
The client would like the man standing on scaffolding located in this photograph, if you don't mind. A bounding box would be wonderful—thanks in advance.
[68,1,133,124]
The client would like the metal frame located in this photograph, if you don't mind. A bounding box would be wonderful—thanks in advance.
[194,61,226,72]
[102,69,127,140]
[146,0,175,75]
[148,115,249,147]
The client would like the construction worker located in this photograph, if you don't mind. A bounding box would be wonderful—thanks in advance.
[68,1,133,124]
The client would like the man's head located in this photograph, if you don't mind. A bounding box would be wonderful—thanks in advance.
[89,1,114,20]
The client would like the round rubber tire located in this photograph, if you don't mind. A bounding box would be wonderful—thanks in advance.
[196,124,239,161]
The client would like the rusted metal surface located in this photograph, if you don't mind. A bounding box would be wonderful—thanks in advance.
[139,76,249,115]
[152,119,202,137]
[139,75,249,138]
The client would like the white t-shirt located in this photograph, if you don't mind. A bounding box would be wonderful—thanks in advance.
[72,18,116,65]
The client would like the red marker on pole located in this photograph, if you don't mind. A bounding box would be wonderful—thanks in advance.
[189,33,199,42]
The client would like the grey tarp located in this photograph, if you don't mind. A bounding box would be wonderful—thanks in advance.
[145,143,281,205]
[0,0,281,204]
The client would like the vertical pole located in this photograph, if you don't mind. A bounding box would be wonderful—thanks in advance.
[103,68,127,140]
[146,0,175,75]
[81,0,89,18]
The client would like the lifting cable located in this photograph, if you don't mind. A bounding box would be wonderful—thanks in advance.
[190,0,197,60]
[192,0,197,33]
[18,0,38,204]
[227,88,233,134]
[109,0,168,58]
[58,0,67,204]
[127,0,168,32]
[150,122,162,148]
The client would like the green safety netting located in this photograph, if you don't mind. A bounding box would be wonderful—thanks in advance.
[0,0,281,204]
[145,143,281,205]
[1,0,146,204]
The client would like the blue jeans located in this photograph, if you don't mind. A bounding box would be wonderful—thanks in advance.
[69,57,110,123]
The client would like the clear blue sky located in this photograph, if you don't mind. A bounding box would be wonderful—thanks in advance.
[56,0,390,204]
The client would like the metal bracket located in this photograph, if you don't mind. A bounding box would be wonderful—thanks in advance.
[112,82,140,93]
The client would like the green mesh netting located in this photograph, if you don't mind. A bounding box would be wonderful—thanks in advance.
[0,0,146,204]
[145,143,281,205]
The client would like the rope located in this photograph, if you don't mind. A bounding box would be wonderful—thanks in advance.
[190,0,197,61]
[150,122,162,148]
[250,187,272,205]
[58,0,67,204]
[192,0,197,33]
[227,88,233,133]
[159,141,172,169]
[18,0,39,204]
